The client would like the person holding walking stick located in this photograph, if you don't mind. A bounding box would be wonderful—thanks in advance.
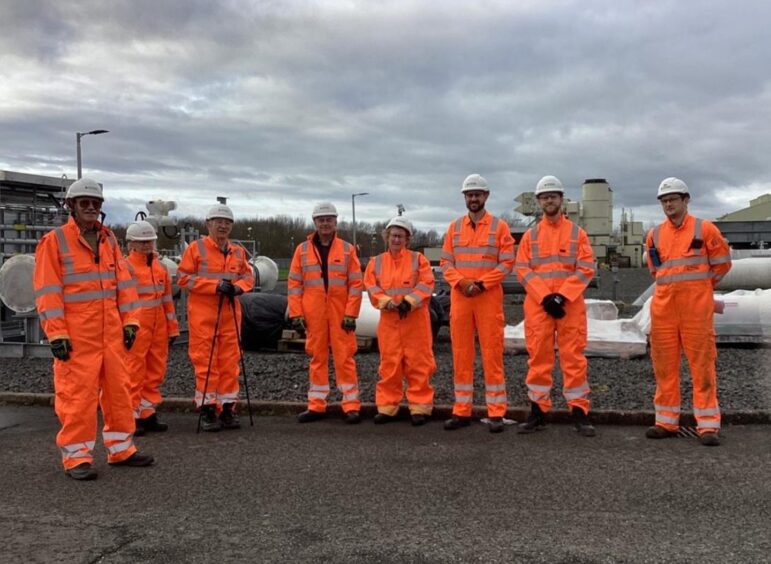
[178,204,255,432]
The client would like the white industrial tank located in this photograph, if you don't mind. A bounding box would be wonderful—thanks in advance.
[0,254,36,313]
[250,256,279,292]
[715,257,771,291]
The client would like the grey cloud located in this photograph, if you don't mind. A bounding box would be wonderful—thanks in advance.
[1,0,770,230]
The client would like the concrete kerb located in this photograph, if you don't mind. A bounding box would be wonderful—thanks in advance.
[1,392,768,425]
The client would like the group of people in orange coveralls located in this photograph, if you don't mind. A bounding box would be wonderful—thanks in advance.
[286,173,731,446]
[33,172,731,480]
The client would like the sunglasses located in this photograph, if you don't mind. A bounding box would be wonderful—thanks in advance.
[75,198,103,209]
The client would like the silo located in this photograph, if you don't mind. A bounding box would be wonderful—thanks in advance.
[581,178,613,261]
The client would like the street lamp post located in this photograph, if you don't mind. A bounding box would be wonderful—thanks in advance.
[351,192,369,248]
[76,129,109,178]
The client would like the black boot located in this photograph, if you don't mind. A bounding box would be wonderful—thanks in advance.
[297,409,326,423]
[200,405,220,432]
[139,413,168,433]
[110,452,155,467]
[65,462,98,481]
[220,403,241,430]
[343,411,362,424]
[444,416,471,430]
[410,414,428,427]
[488,417,505,433]
[374,413,396,424]
[571,406,596,437]
[133,419,146,437]
[518,402,546,434]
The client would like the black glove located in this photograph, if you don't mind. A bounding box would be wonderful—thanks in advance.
[342,316,356,333]
[50,338,72,361]
[474,280,486,292]
[123,326,138,350]
[542,293,567,319]
[216,279,237,297]
[291,316,306,337]
[397,300,412,319]
[169,336,177,346]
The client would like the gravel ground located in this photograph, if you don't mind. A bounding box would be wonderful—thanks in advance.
[4,269,770,412]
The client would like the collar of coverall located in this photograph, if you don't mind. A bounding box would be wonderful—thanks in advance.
[311,231,336,246]
[205,234,231,253]
[540,212,567,228]
[667,211,692,230]
[68,215,105,234]
[464,209,491,226]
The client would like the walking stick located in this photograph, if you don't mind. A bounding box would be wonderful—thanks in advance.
[230,295,254,427]
[197,292,225,433]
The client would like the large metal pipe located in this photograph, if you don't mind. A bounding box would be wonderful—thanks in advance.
[0,224,62,230]
[0,237,43,244]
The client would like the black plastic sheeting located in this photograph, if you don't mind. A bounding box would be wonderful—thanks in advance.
[239,292,449,351]
[239,293,289,351]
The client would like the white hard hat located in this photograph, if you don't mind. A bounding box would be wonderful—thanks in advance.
[462,174,489,193]
[66,177,104,200]
[126,220,158,241]
[386,216,413,236]
[312,202,338,218]
[206,204,234,221]
[535,175,564,196]
[657,177,689,199]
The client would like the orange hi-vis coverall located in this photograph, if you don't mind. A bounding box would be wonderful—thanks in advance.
[440,212,515,418]
[288,234,363,414]
[364,249,436,416]
[515,215,596,414]
[124,251,180,419]
[177,236,254,409]
[33,217,141,470]
[645,214,731,435]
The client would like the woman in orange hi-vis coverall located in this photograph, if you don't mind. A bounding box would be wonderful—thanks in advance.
[440,174,515,434]
[124,220,180,435]
[515,176,596,437]
[644,178,732,447]
[177,204,254,432]
[33,177,154,481]
[288,202,364,424]
[364,216,436,426]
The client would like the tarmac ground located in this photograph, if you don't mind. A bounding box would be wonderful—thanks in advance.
[2,405,769,564]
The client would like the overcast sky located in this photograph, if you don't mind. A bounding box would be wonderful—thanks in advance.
[2,0,770,232]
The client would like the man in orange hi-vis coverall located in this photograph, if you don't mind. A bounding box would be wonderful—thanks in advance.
[33,178,154,481]
[364,216,436,426]
[515,176,597,437]
[440,174,515,433]
[177,204,254,432]
[124,220,179,435]
[288,202,364,425]
[644,177,732,446]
